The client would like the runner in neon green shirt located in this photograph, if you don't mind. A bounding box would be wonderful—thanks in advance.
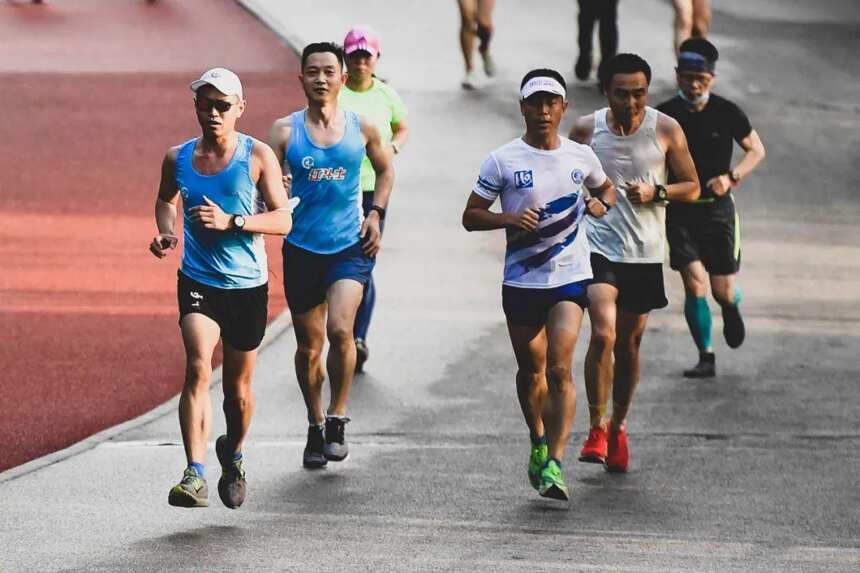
[339,25,409,373]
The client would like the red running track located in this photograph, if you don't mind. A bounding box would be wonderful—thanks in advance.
[0,0,305,472]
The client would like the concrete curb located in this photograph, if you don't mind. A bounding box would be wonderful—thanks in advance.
[235,0,304,55]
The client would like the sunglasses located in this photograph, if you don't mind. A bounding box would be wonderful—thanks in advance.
[194,97,236,113]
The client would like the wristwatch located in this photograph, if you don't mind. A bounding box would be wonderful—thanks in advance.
[728,170,742,184]
[230,214,246,232]
[391,141,401,155]
[654,185,668,203]
[369,204,386,220]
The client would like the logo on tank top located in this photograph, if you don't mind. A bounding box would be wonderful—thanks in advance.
[308,167,347,182]
[571,169,585,185]
[514,170,534,189]
[180,186,190,200]
[301,156,314,169]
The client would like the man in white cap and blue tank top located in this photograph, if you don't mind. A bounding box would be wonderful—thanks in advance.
[268,42,394,470]
[150,67,294,509]
[569,53,700,473]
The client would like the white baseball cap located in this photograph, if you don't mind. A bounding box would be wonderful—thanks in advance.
[190,67,243,99]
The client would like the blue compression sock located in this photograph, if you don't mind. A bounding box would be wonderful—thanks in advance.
[684,296,713,352]
[732,286,743,306]
[188,462,205,477]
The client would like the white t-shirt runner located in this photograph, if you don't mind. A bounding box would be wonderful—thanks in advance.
[473,137,608,289]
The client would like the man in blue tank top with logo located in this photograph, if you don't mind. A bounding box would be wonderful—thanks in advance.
[269,43,394,469]
[149,68,293,509]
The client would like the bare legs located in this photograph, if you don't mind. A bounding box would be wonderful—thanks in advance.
[673,0,712,54]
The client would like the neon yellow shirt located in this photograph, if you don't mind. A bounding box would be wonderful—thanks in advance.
[338,78,407,192]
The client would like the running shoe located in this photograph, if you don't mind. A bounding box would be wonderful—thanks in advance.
[528,442,548,490]
[355,338,369,374]
[215,434,246,509]
[722,304,745,348]
[303,424,328,469]
[683,352,716,378]
[168,468,209,508]
[579,426,608,464]
[606,425,629,473]
[461,71,477,90]
[323,416,350,461]
[480,50,497,77]
[538,459,570,501]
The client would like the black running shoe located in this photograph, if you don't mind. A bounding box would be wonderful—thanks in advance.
[215,434,246,509]
[683,352,716,378]
[323,416,350,461]
[722,305,745,348]
[303,425,328,469]
[355,338,369,373]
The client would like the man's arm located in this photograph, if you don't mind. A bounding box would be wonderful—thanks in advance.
[462,192,539,232]
[149,147,180,258]
[706,129,766,196]
[359,117,394,257]
[568,114,595,145]
[628,114,699,204]
[187,141,293,236]
[584,178,616,218]
[390,118,409,157]
[268,117,292,172]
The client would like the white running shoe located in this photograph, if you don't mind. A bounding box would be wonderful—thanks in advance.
[461,71,477,90]
[481,51,496,77]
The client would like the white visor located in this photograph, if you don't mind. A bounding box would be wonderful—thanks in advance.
[520,76,566,101]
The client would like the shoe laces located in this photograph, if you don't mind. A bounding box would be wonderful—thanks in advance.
[307,425,325,451]
[326,416,350,445]
[181,468,202,487]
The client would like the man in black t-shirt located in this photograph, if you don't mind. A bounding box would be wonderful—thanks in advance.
[657,38,766,378]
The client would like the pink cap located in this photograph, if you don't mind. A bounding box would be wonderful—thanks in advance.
[343,25,381,57]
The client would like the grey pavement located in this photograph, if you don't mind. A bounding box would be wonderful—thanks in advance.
[2,1,859,571]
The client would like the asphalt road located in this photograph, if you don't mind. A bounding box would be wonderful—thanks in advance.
[1,0,858,571]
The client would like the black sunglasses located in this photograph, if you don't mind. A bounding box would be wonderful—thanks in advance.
[195,97,236,113]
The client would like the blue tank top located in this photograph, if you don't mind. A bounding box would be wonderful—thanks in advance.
[175,133,268,289]
[285,109,365,254]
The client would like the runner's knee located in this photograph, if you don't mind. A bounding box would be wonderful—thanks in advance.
[184,357,211,388]
[295,345,322,368]
[546,364,572,388]
[589,327,616,355]
[326,323,353,347]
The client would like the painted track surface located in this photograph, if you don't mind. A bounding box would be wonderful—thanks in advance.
[0,0,303,471]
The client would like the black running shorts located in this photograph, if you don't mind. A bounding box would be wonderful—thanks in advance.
[589,253,668,314]
[177,271,268,351]
[666,200,741,275]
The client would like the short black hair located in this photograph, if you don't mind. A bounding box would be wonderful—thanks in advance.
[301,42,344,71]
[520,68,567,91]
[678,38,719,63]
[598,53,652,89]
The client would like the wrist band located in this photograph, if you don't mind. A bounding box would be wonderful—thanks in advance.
[370,204,386,220]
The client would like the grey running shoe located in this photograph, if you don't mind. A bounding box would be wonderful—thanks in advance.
[323,416,350,461]
[684,352,716,378]
[481,50,497,77]
[355,338,369,373]
[722,305,745,348]
[461,71,477,90]
[303,424,328,469]
[168,468,209,508]
[215,435,246,509]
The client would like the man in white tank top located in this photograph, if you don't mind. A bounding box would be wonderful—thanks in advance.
[569,54,699,473]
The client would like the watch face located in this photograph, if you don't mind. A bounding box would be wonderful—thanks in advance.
[234,215,246,228]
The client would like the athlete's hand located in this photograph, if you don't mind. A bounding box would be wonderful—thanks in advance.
[149,233,178,258]
[707,174,732,197]
[584,197,608,218]
[360,211,382,257]
[511,207,540,232]
[625,181,655,204]
[282,173,293,197]
[189,196,231,231]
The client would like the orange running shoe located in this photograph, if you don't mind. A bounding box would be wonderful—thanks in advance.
[606,425,629,473]
[579,426,608,464]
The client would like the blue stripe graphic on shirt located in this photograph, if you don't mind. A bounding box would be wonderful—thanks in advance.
[506,203,585,254]
[506,227,580,280]
[537,192,580,222]
[477,176,502,192]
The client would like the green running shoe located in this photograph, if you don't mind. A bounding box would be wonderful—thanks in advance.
[528,442,548,490]
[216,435,246,509]
[168,468,209,508]
[538,459,570,501]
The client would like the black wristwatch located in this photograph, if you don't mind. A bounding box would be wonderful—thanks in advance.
[230,214,246,232]
[654,185,668,203]
[369,204,386,220]
[728,170,741,184]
